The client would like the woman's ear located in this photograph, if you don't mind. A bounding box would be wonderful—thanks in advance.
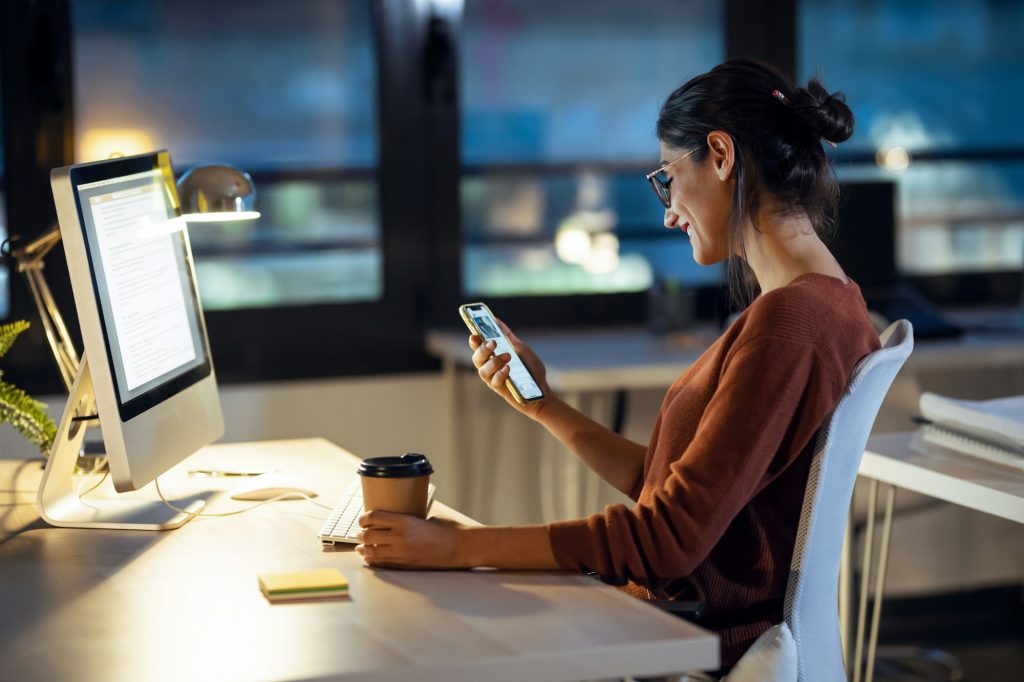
[705,130,735,181]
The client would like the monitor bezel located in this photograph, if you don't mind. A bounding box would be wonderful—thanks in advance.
[66,151,213,422]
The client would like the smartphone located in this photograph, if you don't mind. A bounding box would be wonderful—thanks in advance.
[458,302,544,404]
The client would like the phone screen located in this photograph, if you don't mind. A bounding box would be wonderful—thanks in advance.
[464,305,543,401]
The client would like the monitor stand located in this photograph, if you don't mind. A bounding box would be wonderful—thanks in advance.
[36,353,205,530]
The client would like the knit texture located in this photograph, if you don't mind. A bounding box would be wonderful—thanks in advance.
[547,273,880,666]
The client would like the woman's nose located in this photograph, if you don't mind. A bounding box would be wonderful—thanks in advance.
[663,208,679,229]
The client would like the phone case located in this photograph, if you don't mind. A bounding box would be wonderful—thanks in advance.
[458,302,543,404]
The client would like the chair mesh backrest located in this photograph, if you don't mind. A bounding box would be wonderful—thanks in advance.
[783,320,914,682]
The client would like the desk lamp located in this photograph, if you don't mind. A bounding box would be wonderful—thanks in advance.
[176,163,260,222]
[9,160,259,454]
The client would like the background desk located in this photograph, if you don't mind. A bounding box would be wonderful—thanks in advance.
[427,326,1024,521]
[848,432,1024,682]
[0,438,718,682]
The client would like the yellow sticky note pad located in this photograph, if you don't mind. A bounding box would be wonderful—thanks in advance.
[258,568,349,597]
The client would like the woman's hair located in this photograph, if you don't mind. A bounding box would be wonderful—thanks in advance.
[656,59,854,307]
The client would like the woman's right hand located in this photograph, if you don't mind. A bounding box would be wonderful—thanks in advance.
[469,319,553,420]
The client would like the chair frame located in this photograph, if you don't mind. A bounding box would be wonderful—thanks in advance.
[783,320,914,682]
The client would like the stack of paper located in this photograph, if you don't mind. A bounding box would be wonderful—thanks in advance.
[918,392,1024,470]
[258,568,350,603]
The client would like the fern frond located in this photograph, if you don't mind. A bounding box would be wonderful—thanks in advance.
[0,380,58,454]
[0,320,31,359]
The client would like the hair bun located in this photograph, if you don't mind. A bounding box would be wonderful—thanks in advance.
[792,77,854,145]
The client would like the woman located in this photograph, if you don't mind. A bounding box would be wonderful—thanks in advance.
[356,59,881,670]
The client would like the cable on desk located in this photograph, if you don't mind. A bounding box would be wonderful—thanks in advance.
[153,477,335,518]
[76,468,110,499]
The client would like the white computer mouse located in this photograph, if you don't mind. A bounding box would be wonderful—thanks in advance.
[229,472,319,501]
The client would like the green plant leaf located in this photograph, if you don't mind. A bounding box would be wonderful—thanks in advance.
[0,320,58,454]
[0,380,57,454]
[0,320,31,359]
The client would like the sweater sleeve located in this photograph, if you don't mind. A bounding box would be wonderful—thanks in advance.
[547,334,846,586]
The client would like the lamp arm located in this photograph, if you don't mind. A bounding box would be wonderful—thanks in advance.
[11,226,62,262]
[11,227,80,392]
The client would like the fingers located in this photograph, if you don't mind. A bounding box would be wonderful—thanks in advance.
[489,363,510,390]
[471,338,497,368]
[355,543,393,564]
[468,333,482,350]
[358,510,403,529]
[479,353,510,388]
[356,528,391,546]
[355,513,402,562]
[472,338,510,386]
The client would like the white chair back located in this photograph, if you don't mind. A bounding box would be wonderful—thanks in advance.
[782,320,914,682]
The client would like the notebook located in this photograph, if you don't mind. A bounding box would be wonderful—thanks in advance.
[916,423,1024,472]
[919,393,1024,455]
[916,392,1024,471]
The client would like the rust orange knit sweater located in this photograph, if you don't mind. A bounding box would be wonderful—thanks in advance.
[547,273,880,666]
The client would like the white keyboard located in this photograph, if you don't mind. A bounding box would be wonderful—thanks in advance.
[318,477,436,546]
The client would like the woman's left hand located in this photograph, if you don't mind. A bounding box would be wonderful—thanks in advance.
[355,511,468,569]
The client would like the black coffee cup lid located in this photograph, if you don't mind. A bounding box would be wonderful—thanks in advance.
[357,453,433,478]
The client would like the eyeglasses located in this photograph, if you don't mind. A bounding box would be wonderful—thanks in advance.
[645,147,700,209]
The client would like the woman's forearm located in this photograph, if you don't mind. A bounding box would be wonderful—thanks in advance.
[458,524,562,570]
[534,397,646,496]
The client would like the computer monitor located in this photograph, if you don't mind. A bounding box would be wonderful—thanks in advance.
[830,180,898,290]
[38,150,224,529]
[831,180,962,338]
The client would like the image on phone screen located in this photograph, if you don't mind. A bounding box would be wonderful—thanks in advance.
[463,305,543,401]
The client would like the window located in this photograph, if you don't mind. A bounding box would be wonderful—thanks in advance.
[801,0,1024,278]
[460,0,725,301]
[72,0,381,310]
[51,0,434,383]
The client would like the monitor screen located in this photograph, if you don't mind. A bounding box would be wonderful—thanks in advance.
[69,155,212,421]
[830,181,898,289]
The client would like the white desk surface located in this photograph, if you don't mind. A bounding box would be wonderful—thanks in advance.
[862,432,1024,524]
[0,438,718,682]
[427,326,1024,393]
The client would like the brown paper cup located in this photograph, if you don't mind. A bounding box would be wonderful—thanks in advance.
[361,474,430,517]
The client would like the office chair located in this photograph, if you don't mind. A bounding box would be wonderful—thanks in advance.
[649,320,914,682]
[784,319,914,682]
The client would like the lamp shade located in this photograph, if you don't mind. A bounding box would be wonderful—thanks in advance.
[176,163,260,221]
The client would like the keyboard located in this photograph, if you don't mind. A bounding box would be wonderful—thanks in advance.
[318,477,436,546]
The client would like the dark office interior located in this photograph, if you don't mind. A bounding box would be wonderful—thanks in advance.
[1,2,1022,681]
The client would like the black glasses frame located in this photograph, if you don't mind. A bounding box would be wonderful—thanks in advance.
[645,147,700,209]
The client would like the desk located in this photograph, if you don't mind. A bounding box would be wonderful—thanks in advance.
[862,432,1024,524]
[427,326,1024,519]
[848,432,1024,682]
[0,438,718,682]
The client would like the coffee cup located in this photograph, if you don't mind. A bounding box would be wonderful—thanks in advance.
[357,453,433,517]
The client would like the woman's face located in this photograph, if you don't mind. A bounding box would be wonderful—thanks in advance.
[659,135,735,265]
